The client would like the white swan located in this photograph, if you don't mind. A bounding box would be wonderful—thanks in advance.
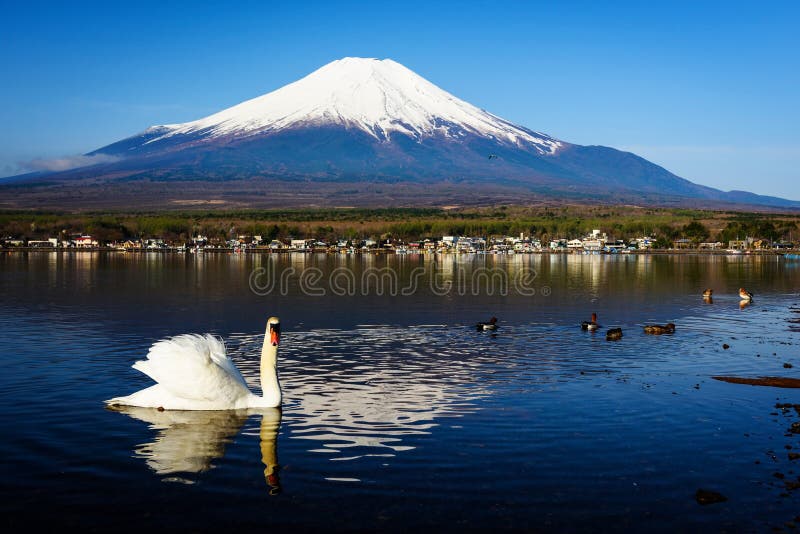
[106,317,282,410]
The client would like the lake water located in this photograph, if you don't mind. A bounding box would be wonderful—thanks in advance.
[2,251,799,532]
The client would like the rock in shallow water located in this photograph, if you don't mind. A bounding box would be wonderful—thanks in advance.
[695,488,727,505]
[713,377,800,388]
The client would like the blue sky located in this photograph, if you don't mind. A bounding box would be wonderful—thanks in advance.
[1,0,798,199]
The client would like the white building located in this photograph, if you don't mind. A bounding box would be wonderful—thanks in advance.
[74,235,98,248]
[290,239,310,250]
[27,239,56,248]
[582,239,604,251]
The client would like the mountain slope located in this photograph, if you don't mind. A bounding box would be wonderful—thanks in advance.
[2,57,797,210]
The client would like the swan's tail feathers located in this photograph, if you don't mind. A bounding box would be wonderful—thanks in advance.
[105,385,165,408]
[131,333,250,403]
[203,334,248,386]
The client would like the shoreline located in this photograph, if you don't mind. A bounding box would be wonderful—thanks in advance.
[2,247,796,257]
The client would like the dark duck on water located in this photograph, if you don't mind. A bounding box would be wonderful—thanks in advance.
[581,313,600,331]
[606,328,623,341]
[477,317,498,331]
[643,323,676,335]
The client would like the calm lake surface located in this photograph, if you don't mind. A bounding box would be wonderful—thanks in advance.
[2,251,799,532]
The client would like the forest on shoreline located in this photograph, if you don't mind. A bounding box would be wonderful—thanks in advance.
[1,205,798,246]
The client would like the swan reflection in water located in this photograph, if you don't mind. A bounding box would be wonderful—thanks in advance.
[109,406,282,494]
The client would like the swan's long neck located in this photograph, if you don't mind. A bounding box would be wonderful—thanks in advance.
[259,328,281,406]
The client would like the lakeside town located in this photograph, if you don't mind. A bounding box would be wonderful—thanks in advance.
[4,227,798,255]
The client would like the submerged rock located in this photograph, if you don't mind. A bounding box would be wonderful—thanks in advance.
[785,480,800,491]
[695,488,727,505]
[712,376,800,388]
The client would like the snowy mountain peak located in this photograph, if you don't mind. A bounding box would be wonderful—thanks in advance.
[147,57,561,154]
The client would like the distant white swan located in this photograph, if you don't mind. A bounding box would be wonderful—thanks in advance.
[106,317,282,410]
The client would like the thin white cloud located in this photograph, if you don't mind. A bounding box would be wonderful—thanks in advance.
[24,153,121,172]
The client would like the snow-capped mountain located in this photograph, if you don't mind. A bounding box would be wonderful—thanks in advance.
[141,57,561,154]
[4,57,797,210]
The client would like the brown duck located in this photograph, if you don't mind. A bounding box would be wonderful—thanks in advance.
[643,323,675,335]
[606,328,623,341]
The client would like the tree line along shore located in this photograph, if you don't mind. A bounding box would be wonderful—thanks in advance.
[1,205,798,251]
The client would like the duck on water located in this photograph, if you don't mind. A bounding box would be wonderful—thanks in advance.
[477,317,498,331]
[643,323,676,335]
[581,313,600,331]
[606,328,623,341]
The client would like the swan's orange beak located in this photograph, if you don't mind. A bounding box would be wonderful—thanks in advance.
[269,327,281,347]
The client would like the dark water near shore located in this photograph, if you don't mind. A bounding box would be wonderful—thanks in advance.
[1,251,799,532]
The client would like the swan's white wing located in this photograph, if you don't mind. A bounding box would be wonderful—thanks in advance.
[203,334,249,387]
[132,334,251,404]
